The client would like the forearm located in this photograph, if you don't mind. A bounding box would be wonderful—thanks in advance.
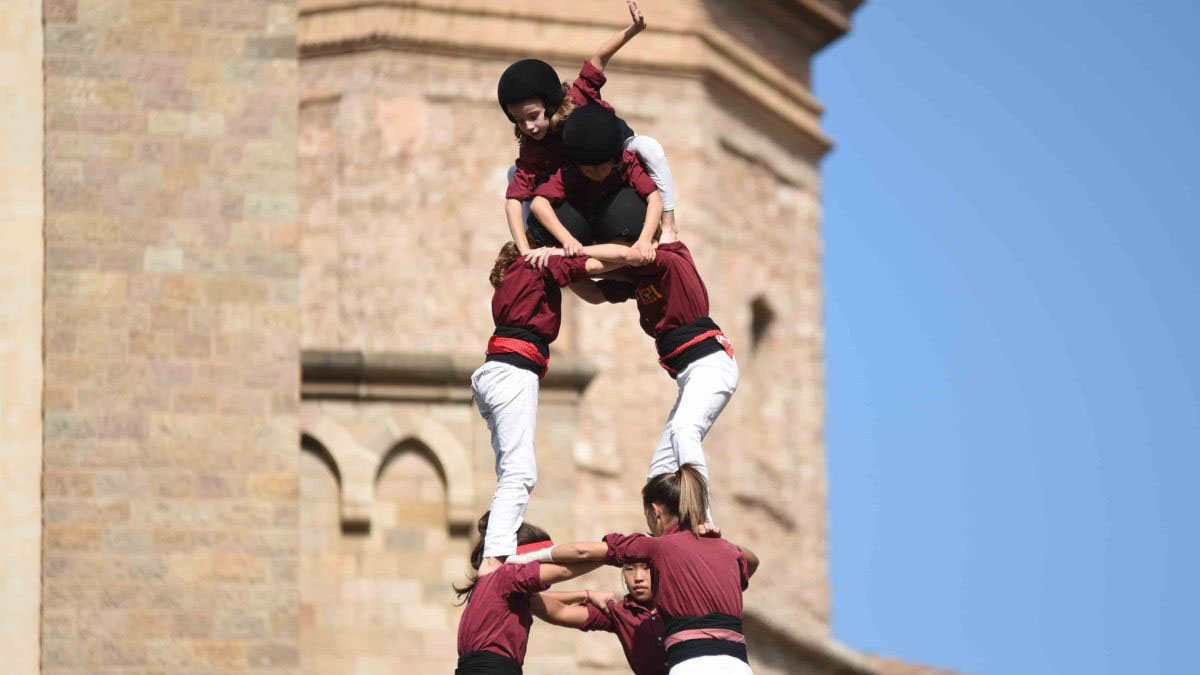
[579,243,634,263]
[584,258,625,275]
[636,191,663,244]
[539,590,591,605]
[505,199,531,253]
[553,541,610,563]
[592,25,640,71]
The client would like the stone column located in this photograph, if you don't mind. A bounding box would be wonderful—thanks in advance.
[0,1,45,671]
[41,1,301,671]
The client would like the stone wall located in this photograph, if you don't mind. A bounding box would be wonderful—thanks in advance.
[0,1,45,671]
[40,0,301,671]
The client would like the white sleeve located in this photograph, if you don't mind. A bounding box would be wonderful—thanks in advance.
[624,135,676,212]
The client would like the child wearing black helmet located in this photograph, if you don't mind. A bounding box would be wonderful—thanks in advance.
[529,104,663,264]
[497,0,678,255]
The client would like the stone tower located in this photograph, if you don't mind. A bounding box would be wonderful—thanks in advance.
[295,1,869,673]
[0,0,952,673]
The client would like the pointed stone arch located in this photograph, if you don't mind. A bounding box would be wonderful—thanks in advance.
[363,409,477,530]
[299,410,377,529]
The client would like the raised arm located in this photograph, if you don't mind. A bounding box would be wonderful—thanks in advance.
[505,199,532,253]
[630,190,662,263]
[539,560,604,586]
[590,1,647,72]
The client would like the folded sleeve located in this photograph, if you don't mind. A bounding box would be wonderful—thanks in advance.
[737,553,751,591]
[578,603,616,633]
[509,561,550,597]
[545,256,591,287]
[506,159,541,201]
[567,60,608,106]
[602,532,657,566]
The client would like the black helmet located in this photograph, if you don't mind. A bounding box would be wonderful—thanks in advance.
[497,59,565,123]
[563,104,624,166]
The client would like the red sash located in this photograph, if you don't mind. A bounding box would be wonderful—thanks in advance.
[657,330,733,376]
[487,336,549,379]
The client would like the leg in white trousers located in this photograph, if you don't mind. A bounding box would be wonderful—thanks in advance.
[624,135,677,212]
[471,361,540,558]
[669,655,754,674]
[646,352,739,522]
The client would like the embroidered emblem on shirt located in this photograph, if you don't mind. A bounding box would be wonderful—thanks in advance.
[636,284,664,305]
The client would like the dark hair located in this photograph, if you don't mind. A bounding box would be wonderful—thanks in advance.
[642,464,709,537]
[453,511,551,604]
[489,241,522,288]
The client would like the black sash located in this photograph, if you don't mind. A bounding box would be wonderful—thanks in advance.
[455,651,523,675]
[655,317,727,377]
[486,325,550,376]
[663,613,749,668]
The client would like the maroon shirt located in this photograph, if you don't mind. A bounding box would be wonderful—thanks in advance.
[506,60,612,201]
[456,562,548,662]
[492,255,591,342]
[580,596,669,675]
[533,150,658,214]
[602,525,750,622]
[597,241,710,338]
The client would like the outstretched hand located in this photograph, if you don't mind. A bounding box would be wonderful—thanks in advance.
[526,246,563,269]
[562,238,585,257]
[588,590,617,609]
[626,0,646,34]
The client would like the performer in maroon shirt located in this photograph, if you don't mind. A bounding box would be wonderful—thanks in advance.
[542,237,738,525]
[532,561,669,675]
[471,242,624,573]
[455,513,602,674]
[499,1,679,253]
[506,465,760,674]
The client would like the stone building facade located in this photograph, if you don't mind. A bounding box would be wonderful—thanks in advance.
[2,0,946,673]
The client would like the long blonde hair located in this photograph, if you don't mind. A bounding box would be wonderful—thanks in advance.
[514,82,578,146]
[642,464,710,537]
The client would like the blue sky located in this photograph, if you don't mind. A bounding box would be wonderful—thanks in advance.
[817,2,1200,673]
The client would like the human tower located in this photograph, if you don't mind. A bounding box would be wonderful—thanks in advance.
[455,3,759,674]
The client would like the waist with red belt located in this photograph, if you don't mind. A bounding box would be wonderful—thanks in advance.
[662,613,748,667]
[655,317,734,378]
[485,326,550,379]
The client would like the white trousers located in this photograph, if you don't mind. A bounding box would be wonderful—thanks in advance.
[471,361,540,558]
[623,134,677,212]
[646,351,739,523]
[670,655,754,674]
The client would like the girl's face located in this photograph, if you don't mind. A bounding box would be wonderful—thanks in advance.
[579,161,616,182]
[507,98,550,140]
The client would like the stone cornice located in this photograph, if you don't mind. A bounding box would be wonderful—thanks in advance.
[301,349,596,401]
[297,0,862,155]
